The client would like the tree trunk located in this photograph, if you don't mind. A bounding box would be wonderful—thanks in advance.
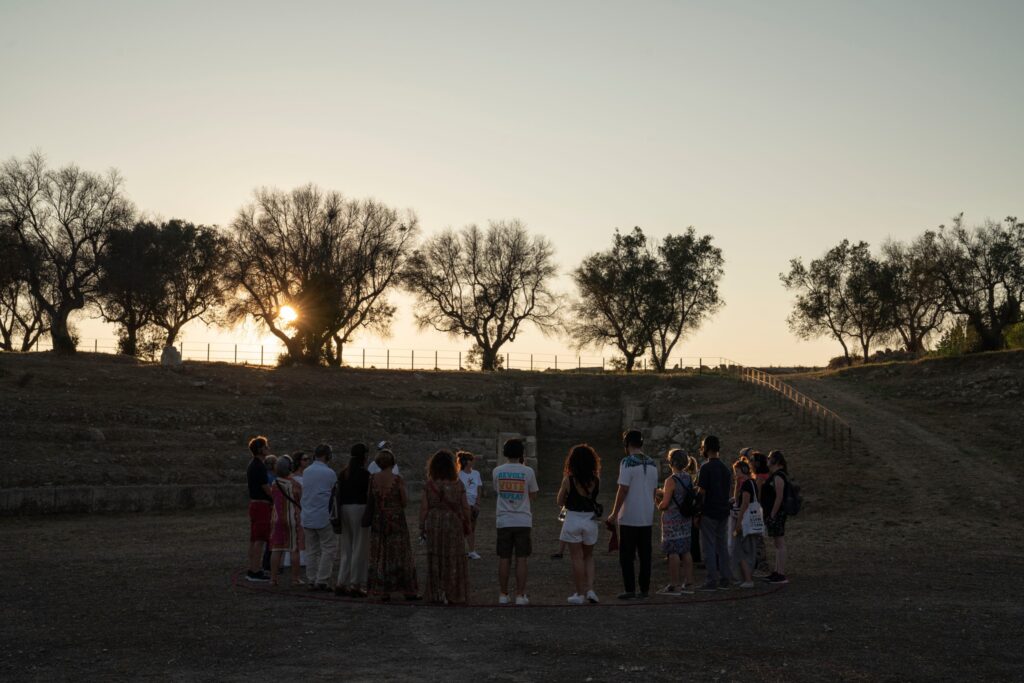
[121,325,139,357]
[624,354,636,372]
[164,324,184,347]
[50,309,76,355]
[481,346,499,372]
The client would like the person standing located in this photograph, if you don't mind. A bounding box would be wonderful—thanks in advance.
[556,444,601,605]
[245,436,273,582]
[269,457,304,587]
[282,451,310,572]
[335,443,371,598]
[730,459,758,589]
[367,449,420,600]
[301,444,338,591]
[419,450,471,604]
[493,438,539,606]
[763,450,791,584]
[606,430,659,599]
[696,435,734,591]
[655,449,695,595]
[457,451,484,560]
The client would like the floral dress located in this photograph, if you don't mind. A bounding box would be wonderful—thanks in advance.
[367,476,418,595]
[660,472,693,555]
[424,479,469,604]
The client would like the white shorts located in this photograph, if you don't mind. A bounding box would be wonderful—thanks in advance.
[559,510,599,546]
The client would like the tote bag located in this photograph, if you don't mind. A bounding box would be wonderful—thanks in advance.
[741,482,766,536]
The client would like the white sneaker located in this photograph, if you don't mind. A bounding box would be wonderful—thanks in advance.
[515,595,530,606]
[567,593,585,605]
[586,590,599,604]
[739,581,755,589]
[498,593,510,605]
[467,551,482,560]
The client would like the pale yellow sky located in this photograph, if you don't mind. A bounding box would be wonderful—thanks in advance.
[2,1,1022,366]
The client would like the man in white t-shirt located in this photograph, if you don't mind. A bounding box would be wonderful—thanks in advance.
[492,438,539,606]
[606,429,659,599]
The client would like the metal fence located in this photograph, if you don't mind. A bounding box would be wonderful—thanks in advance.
[18,337,744,374]
[740,367,853,452]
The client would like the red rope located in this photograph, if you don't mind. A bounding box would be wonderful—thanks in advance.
[230,569,786,609]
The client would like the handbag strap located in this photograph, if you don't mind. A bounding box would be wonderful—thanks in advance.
[275,480,302,510]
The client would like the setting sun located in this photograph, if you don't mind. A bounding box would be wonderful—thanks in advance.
[278,305,298,324]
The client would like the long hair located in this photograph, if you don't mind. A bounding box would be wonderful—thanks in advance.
[343,443,368,480]
[563,444,600,488]
[684,454,699,479]
[427,450,458,482]
[768,450,788,473]
[455,450,474,472]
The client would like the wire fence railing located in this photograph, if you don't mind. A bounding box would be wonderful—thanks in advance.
[14,337,746,374]
[739,367,853,453]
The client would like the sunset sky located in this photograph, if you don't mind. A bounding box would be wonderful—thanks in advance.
[2,0,1021,366]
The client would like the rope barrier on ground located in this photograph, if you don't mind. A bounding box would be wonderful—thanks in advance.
[230,569,786,609]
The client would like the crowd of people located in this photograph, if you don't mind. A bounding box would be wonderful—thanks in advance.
[244,430,796,605]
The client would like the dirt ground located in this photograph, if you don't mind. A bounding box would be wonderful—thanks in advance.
[2,352,1023,681]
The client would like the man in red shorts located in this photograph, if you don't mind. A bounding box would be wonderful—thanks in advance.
[246,436,273,582]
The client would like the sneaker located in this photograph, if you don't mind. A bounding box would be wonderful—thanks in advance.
[677,584,695,595]
[753,569,771,578]
[617,591,636,600]
[697,581,718,592]
[567,593,585,605]
[498,594,511,605]
[656,584,680,596]
[515,595,530,606]
[738,581,755,589]
[718,579,732,591]
[768,573,789,584]
[586,590,600,604]
[467,551,482,560]
[637,591,650,599]
[245,571,270,583]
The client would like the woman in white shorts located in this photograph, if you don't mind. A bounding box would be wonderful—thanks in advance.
[556,444,602,605]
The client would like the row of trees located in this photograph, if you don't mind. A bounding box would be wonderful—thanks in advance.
[782,214,1024,362]
[1,153,725,371]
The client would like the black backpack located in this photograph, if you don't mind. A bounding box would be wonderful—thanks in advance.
[673,474,701,518]
[781,473,803,516]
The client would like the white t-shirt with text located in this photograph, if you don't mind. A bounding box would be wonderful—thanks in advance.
[616,454,659,527]
[492,462,539,528]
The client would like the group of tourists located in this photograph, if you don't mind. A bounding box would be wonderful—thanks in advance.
[244,430,796,606]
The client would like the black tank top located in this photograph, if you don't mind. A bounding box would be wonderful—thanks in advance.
[565,476,600,513]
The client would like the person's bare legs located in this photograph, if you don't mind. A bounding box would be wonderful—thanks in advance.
[498,558,511,595]
[568,542,586,595]
[582,544,595,592]
[270,550,282,585]
[515,557,528,597]
[249,541,264,574]
[774,537,787,574]
[667,554,680,587]
[682,552,694,586]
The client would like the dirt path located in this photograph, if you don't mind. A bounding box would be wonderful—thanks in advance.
[786,374,1014,512]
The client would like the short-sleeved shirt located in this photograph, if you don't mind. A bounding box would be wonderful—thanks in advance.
[493,462,539,528]
[697,459,733,520]
[300,460,338,529]
[616,454,659,527]
[247,457,271,502]
[459,469,483,506]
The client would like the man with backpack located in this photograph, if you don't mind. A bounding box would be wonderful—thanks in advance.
[696,435,734,591]
[764,450,796,584]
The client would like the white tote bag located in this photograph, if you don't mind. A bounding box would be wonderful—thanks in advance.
[741,483,766,536]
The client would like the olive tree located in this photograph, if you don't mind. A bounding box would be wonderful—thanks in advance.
[404,220,560,371]
[225,184,418,364]
[0,152,134,354]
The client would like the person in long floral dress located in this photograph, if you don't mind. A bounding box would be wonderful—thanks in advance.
[367,449,420,600]
[419,450,470,604]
